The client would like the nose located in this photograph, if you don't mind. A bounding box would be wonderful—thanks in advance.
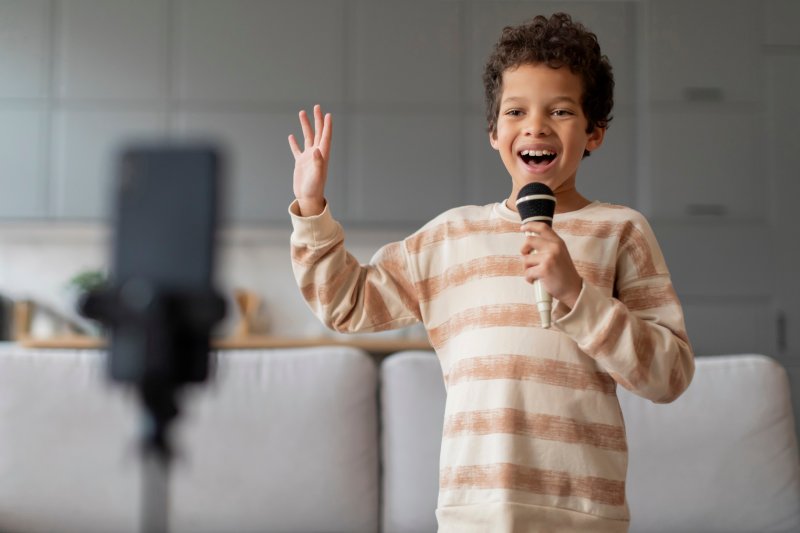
[523,111,550,136]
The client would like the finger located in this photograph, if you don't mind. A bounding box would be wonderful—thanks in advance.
[299,109,313,149]
[523,266,541,285]
[520,235,543,255]
[313,148,324,166]
[313,105,323,146]
[288,134,301,157]
[319,113,333,157]
[521,221,554,236]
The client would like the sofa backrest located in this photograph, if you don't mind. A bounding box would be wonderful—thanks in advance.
[380,352,800,533]
[0,345,380,533]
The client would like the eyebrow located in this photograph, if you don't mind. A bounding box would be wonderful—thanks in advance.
[501,96,580,106]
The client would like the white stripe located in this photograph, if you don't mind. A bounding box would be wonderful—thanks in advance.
[521,215,553,224]
[516,194,556,205]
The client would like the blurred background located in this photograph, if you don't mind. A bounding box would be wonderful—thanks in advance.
[0,0,797,438]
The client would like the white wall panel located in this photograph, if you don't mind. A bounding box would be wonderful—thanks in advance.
[765,0,800,46]
[57,0,167,100]
[0,108,47,217]
[576,111,635,207]
[349,113,460,223]
[464,113,509,206]
[175,110,347,223]
[352,1,461,105]
[681,299,775,356]
[175,0,345,103]
[0,0,50,98]
[649,109,765,221]
[649,0,761,103]
[53,110,166,218]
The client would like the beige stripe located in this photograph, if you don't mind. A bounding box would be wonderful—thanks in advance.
[375,242,422,320]
[631,320,656,384]
[555,219,657,278]
[363,279,394,329]
[443,409,627,451]
[316,254,359,306]
[406,218,519,255]
[445,355,616,394]
[290,239,340,266]
[584,303,628,358]
[299,281,317,305]
[554,219,620,239]
[440,463,626,507]
[444,377,624,426]
[662,356,691,403]
[573,260,615,289]
[618,284,678,311]
[618,223,658,278]
[417,255,523,302]
[429,304,540,349]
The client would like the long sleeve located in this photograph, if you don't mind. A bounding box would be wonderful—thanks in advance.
[289,200,421,333]
[554,212,695,404]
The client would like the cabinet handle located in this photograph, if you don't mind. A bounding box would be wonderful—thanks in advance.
[777,311,787,354]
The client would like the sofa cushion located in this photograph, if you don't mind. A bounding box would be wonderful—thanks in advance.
[0,345,379,533]
[619,354,800,533]
[380,350,445,533]
[380,352,800,533]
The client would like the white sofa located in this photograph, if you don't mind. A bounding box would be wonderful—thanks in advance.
[0,344,798,532]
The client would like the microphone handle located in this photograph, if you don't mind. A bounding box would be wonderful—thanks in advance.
[526,231,553,329]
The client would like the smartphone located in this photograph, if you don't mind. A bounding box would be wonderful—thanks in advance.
[109,144,222,385]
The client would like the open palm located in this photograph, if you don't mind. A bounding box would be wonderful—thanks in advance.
[288,104,332,213]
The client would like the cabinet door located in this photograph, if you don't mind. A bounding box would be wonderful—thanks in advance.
[0,108,48,218]
[649,0,761,104]
[649,108,765,220]
[346,2,463,224]
[53,110,166,219]
[0,0,49,99]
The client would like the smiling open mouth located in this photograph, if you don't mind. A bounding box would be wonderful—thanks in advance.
[519,149,557,166]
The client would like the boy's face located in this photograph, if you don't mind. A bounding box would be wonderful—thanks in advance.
[490,63,604,207]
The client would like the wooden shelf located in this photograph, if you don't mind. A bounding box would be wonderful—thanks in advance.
[17,334,432,355]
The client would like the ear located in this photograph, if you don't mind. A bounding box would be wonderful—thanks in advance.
[489,131,499,151]
[585,126,605,153]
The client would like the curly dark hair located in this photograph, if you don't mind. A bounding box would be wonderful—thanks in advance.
[483,13,614,157]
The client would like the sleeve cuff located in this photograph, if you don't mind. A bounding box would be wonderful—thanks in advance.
[288,199,342,247]
[553,282,610,343]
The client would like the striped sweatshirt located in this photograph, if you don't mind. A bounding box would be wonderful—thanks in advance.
[289,199,695,532]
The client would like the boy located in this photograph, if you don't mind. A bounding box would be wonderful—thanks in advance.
[287,12,693,533]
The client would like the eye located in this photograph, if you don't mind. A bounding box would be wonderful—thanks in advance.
[504,109,523,117]
[552,109,573,117]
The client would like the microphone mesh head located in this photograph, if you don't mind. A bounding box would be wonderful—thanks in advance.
[516,182,556,225]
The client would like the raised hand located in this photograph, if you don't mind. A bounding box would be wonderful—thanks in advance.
[288,104,332,216]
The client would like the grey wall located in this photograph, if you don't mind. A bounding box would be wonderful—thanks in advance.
[1,0,799,435]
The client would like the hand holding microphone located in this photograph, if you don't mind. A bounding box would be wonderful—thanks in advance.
[516,183,583,328]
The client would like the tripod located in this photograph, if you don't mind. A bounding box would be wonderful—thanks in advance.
[82,284,225,533]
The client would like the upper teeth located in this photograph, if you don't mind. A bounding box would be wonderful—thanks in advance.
[521,149,555,156]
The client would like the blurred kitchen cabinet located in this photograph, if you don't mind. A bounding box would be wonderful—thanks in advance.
[347,112,461,225]
[0,108,48,218]
[344,1,462,225]
[52,110,166,219]
[648,109,766,221]
[648,0,761,105]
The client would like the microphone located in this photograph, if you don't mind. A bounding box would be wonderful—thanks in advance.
[516,182,557,328]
